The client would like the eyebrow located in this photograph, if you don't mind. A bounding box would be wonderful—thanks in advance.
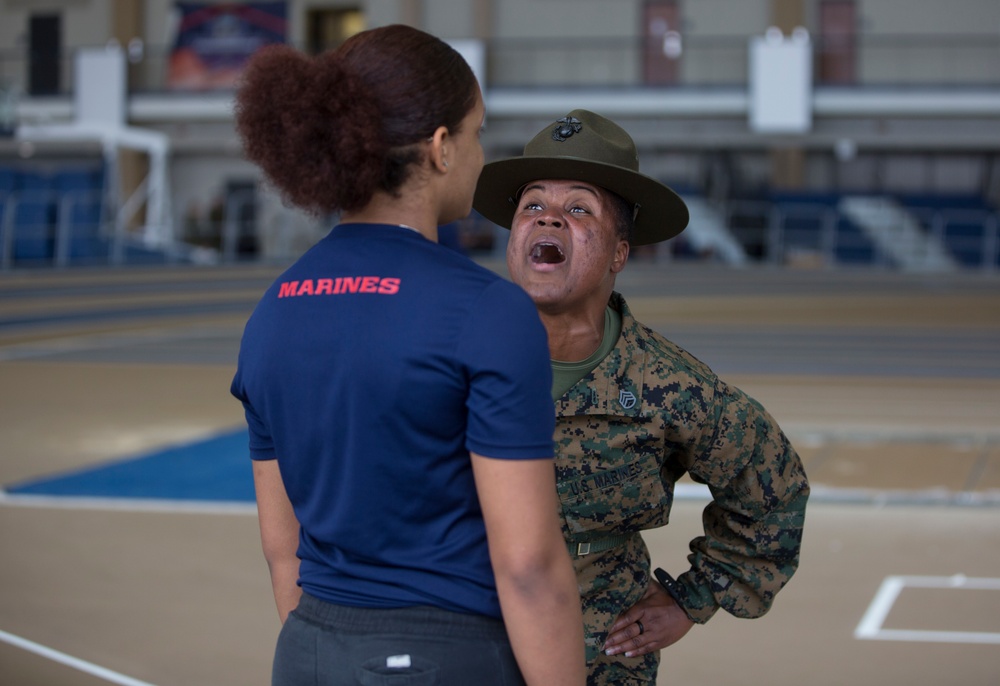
[521,183,600,198]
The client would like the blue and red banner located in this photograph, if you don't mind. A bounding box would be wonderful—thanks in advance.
[167,2,287,90]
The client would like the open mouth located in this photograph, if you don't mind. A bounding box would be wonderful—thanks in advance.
[530,242,566,265]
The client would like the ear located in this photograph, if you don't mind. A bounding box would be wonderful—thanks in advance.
[428,125,450,173]
[610,239,630,274]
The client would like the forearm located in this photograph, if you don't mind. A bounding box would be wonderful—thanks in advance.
[495,554,586,686]
[253,459,303,623]
[266,554,302,623]
[471,453,586,685]
[682,386,810,621]
[678,481,809,622]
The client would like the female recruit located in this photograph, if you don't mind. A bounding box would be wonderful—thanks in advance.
[230,25,584,686]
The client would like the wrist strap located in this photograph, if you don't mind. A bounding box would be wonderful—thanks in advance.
[654,567,685,606]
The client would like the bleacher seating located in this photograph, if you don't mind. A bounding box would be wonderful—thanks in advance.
[2,164,997,271]
[763,191,879,267]
[833,217,879,265]
[0,168,15,263]
[11,171,57,264]
[55,167,108,263]
[0,163,189,269]
[894,193,999,269]
[722,190,998,269]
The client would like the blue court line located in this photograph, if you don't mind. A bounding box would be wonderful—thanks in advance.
[4,428,255,502]
[6,429,996,509]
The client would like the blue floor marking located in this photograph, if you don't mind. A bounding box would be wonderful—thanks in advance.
[5,428,254,502]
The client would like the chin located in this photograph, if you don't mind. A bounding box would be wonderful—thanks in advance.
[519,282,561,308]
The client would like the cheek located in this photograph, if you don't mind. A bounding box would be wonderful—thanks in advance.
[509,221,531,251]
[572,230,615,271]
[573,230,600,260]
[576,225,599,244]
[468,152,483,181]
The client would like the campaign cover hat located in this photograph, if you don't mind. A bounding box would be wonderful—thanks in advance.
[473,109,689,245]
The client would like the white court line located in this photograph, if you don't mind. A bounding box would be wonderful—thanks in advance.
[0,325,238,362]
[0,628,157,686]
[855,574,1000,644]
[0,490,257,515]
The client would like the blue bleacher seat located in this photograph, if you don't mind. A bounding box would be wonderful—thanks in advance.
[834,219,877,265]
[895,192,998,268]
[59,166,108,262]
[0,167,16,193]
[12,172,56,263]
[766,191,879,266]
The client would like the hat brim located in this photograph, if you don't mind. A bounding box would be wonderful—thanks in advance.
[473,155,689,246]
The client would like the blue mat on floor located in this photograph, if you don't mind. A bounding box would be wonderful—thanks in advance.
[5,428,254,502]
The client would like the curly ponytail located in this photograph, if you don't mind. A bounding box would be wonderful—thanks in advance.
[234,25,479,216]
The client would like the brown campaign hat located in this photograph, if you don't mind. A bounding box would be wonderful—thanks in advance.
[473,109,689,245]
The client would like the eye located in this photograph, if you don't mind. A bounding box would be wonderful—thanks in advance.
[521,201,542,211]
[569,205,589,214]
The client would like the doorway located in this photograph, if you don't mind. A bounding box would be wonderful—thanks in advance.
[817,0,856,84]
[643,1,681,85]
[29,14,61,95]
[306,8,366,54]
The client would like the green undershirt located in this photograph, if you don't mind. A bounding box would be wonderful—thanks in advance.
[550,305,622,400]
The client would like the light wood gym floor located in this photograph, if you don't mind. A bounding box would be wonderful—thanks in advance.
[1,259,998,685]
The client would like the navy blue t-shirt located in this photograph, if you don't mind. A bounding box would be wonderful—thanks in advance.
[231,223,555,618]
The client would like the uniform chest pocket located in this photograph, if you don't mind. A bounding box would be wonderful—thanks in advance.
[554,424,672,538]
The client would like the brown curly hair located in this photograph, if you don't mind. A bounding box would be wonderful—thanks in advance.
[234,24,479,216]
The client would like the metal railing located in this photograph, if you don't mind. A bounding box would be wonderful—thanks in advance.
[3,185,997,271]
[2,34,998,98]
[0,187,205,268]
[918,207,1000,271]
[722,199,999,271]
[845,34,1000,87]
[2,189,107,268]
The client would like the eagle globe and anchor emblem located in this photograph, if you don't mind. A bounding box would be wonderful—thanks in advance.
[551,116,582,141]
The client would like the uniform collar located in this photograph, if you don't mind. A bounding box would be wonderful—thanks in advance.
[556,292,647,417]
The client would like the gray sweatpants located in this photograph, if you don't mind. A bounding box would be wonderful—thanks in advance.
[272,593,528,686]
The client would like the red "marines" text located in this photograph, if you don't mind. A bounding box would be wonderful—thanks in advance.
[277,277,401,298]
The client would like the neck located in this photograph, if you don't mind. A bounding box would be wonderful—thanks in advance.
[539,306,606,362]
[341,191,440,242]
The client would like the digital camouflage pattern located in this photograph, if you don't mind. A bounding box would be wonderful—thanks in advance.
[556,293,810,685]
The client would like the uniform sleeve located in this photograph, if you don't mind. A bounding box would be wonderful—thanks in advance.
[457,280,555,460]
[670,377,810,624]
[231,364,277,461]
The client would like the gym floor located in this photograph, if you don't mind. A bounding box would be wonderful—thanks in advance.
[1,258,998,685]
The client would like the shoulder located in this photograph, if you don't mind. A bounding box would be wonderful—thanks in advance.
[429,250,526,300]
[614,293,719,388]
[615,297,778,427]
[465,276,545,344]
[443,265,546,357]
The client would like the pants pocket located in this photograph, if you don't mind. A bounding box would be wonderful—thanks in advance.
[356,654,439,685]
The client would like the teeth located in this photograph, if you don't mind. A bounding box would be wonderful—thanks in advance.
[530,242,565,264]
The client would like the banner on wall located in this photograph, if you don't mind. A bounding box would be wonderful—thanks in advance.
[167,2,287,90]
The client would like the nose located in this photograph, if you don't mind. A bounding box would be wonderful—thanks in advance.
[535,208,564,228]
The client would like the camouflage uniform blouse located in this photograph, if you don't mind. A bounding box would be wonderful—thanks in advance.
[558,293,809,684]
